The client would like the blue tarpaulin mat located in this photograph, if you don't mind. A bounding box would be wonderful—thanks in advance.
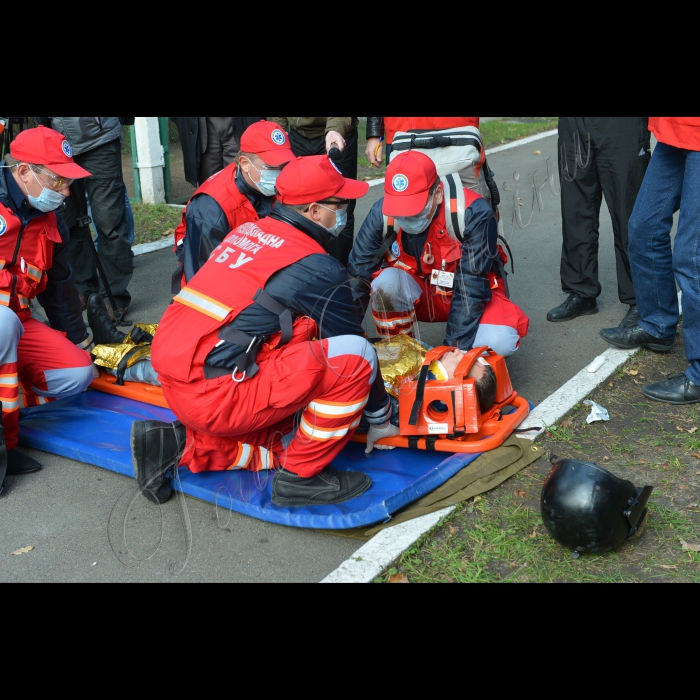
[19,392,482,530]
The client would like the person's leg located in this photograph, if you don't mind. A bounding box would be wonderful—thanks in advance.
[328,128,359,266]
[673,150,700,384]
[62,178,100,304]
[78,140,134,310]
[216,117,240,167]
[628,142,685,340]
[371,267,424,337]
[198,118,226,182]
[474,291,529,358]
[596,117,651,307]
[550,117,603,317]
[0,307,23,451]
[17,319,94,408]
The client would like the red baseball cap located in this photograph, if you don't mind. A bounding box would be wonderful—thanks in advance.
[239,121,295,167]
[10,126,91,179]
[276,155,370,205]
[383,151,439,216]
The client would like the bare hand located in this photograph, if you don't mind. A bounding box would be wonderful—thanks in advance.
[366,138,383,167]
[326,131,346,154]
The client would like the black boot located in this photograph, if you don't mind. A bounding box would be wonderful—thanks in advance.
[272,466,371,508]
[620,305,640,329]
[7,450,42,475]
[600,325,675,352]
[547,294,598,322]
[0,421,6,497]
[131,421,187,504]
[87,294,128,346]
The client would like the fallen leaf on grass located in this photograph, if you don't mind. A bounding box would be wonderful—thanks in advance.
[448,524,457,536]
[514,489,527,499]
[529,528,539,540]
[692,454,700,460]
[680,540,700,553]
[626,369,639,376]
[659,565,677,570]
[388,573,410,584]
[689,427,698,435]
[11,546,34,556]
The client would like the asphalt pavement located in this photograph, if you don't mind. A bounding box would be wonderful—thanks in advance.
[1,132,639,582]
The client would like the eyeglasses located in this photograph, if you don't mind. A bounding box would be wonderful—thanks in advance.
[31,166,74,191]
[319,199,350,207]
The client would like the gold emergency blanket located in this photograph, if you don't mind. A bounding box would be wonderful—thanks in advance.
[92,324,159,371]
[373,335,426,398]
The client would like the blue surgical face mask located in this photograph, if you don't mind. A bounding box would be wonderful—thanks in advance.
[395,191,436,235]
[249,160,282,197]
[319,203,349,238]
[26,169,66,212]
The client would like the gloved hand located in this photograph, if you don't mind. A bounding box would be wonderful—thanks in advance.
[365,420,401,454]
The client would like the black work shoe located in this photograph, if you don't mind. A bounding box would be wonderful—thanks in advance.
[620,305,640,329]
[131,421,187,504]
[87,294,128,346]
[599,325,675,352]
[642,373,700,405]
[547,294,598,322]
[7,450,42,475]
[272,466,372,508]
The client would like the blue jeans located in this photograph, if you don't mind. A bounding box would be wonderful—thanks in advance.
[628,141,700,384]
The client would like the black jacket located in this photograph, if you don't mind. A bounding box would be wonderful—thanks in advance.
[0,170,88,344]
[366,117,384,141]
[170,117,265,187]
[348,196,499,352]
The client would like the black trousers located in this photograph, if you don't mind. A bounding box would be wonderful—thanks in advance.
[60,139,133,308]
[558,117,650,305]
[288,127,358,267]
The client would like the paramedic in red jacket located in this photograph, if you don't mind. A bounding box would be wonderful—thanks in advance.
[0,127,95,490]
[365,117,480,166]
[172,120,295,290]
[600,117,700,405]
[349,151,529,357]
[133,156,400,508]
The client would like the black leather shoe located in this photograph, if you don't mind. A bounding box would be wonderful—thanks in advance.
[7,450,42,475]
[131,421,187,504]
[600,325,675,352]
[620,305,640,329]
[272,466,371,508]
[642,373,700,405]
[547,294,598,322]
[87,294,128,346]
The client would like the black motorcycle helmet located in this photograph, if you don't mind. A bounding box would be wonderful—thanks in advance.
[541,458,654,555]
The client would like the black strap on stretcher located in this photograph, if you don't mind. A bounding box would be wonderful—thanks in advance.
[408,365,431,427]
[204,288,294,381]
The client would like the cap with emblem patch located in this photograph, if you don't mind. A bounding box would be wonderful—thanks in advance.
[383,151,439,217]
[10,126,91,179]
[276,155,370,205]
[239,121,296,167]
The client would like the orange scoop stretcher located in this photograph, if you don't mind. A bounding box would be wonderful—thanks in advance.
[90,371,170,409]
[352,346,530,453]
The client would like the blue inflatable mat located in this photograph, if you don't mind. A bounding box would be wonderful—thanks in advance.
[19,392,482,530]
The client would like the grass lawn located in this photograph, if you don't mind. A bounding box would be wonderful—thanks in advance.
[378,335,700,584]
[131,203,183,247]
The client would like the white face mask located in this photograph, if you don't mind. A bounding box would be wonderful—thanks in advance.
[25,169,66,212]
[394,191,436,235]
[248,159,282,197]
